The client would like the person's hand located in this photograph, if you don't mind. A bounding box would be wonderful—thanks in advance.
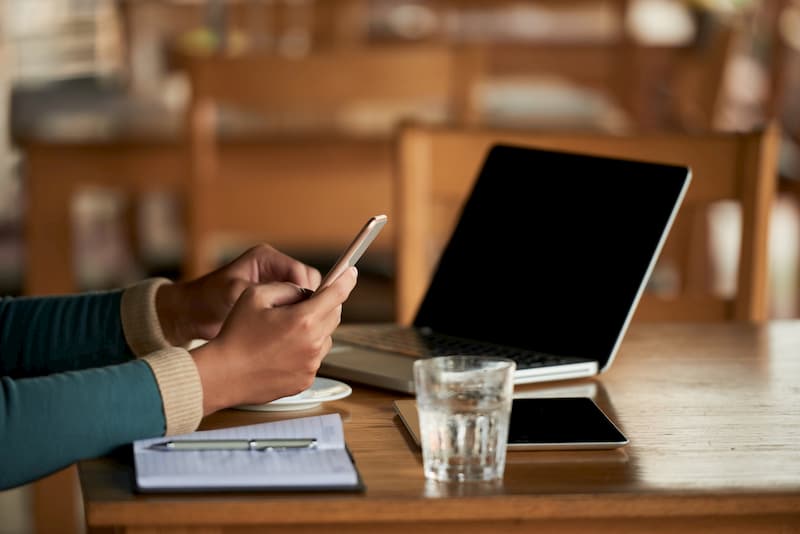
[189,266,357,415]
[156,244,322,346]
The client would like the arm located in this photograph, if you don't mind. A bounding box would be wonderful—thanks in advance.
[0,279,202,490]
[0,290,134,377]
[0,244,344,489]
[0,359,164,489]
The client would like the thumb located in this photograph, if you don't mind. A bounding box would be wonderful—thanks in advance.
[249,282,312,308]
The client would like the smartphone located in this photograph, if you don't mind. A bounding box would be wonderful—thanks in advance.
[316,214,388,291]
[393,397,628,451]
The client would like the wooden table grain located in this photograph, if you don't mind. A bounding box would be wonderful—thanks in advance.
[79,322,800,533]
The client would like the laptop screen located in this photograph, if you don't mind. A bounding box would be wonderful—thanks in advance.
[413,144,690,368]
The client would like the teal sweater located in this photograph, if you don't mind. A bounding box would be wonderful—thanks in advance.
[0,290,166,489]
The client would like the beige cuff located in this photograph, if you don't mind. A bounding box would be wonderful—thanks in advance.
[121,278,173,357]
[142,347,204,436]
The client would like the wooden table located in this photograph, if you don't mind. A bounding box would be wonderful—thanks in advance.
[78,321,800,533]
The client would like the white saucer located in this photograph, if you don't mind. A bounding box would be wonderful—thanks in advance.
[234,377,352,412]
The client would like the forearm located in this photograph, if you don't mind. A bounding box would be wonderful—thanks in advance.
[0,291,133,377]
[0,346,203,490]
[0,359,163,489]
[0,278,176,378]
[0,276,205,489]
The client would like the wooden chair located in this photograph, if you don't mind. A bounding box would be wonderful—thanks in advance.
[663,10,753,132]
[394,123,780,325]
[182,45,483,279]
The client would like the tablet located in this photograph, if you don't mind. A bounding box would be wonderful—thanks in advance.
[393,397,629,451]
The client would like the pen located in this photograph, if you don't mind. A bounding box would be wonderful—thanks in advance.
[148,438,317,451]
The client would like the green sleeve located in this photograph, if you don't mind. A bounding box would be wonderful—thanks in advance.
[0,359,166,489]
[0,291,134,377]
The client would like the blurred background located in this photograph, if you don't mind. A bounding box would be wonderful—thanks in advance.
[0,0,798,532]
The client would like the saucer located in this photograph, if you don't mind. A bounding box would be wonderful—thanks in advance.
[234,377,352,412]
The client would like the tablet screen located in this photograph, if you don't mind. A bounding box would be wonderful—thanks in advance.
[508,397,628,450]
[393,397,628,451]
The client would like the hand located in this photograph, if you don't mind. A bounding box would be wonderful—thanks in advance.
[190,266,358,415]
[156,244,322,346]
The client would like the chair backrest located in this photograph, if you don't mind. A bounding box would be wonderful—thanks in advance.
[182,46,483,278]
[667,19,738,130]
[394,123,780,325]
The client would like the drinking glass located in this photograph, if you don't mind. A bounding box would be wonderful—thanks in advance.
[413,355,515,482]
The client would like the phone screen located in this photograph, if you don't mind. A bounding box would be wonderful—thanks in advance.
[508,397,628,450]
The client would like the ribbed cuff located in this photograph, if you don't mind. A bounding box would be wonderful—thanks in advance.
[121,278,173,357]
[141,348,204,436]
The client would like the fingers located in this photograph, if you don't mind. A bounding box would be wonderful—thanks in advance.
[224,278,251,308]
[309,266,358,309]
[245,281,314,309]
[296,263,322,290]
[240,263,354,314]
[316,305,343,341]
[277,268,353,346]
[248,243,322,289]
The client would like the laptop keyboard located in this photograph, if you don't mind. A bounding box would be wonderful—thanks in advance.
[334,326,587,370]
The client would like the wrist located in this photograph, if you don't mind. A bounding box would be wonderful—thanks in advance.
[191,341,235,415]
[156,282,194,347]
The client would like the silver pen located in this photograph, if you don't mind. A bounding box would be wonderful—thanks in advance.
[148,438,317,451]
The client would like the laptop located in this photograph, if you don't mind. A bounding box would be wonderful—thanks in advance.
[319,143,691,393]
